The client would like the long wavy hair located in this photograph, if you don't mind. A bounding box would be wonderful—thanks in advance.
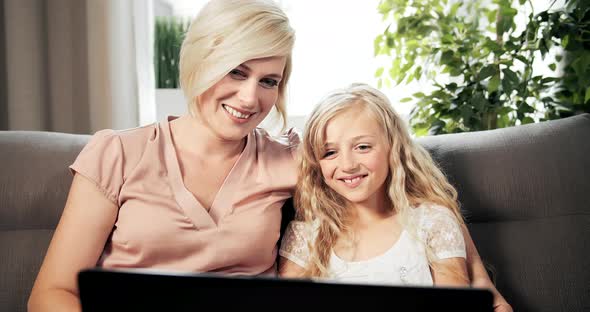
[296,83,464,277]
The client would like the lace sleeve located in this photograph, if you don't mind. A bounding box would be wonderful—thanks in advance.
[279,221,313,268]
[418,205,466,261]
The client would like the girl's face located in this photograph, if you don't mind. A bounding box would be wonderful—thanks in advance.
[319,106,390,208]
[196,56,286,141]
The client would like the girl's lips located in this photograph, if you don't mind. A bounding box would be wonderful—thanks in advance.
[338,174,368,188]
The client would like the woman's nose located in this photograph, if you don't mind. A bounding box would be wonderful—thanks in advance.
[237,80,258,108]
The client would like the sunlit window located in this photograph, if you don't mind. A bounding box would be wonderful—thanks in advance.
[154,0,566,131]
[153,0,411,128]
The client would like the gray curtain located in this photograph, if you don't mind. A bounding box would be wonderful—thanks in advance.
[1,0,153,134]
[0,0,7,130]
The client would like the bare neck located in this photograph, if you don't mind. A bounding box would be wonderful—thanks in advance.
[348,195,393,230]
[170,115,246,160]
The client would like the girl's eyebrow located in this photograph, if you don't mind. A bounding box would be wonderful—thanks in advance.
[324,135,376,147]
[238,63,283,80]
[350,135,376,141]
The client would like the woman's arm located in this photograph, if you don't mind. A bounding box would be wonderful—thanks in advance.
[462,225,513,312]
[430,257,470,286]
[28,174,119,312]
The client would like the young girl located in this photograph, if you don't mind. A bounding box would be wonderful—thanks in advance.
[279,83,469,286]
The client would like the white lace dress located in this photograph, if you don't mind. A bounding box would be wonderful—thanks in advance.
[279,203,466,286]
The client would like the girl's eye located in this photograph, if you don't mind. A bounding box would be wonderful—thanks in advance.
[357,144,371,151]
[229,69,247,79]
[322,150,336,158]
[260,78,279,89]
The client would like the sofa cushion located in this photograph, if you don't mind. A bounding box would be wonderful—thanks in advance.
[417,114,590,312]
[0,131,90,312]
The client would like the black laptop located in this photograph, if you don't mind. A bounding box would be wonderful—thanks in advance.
[78,267,493,311]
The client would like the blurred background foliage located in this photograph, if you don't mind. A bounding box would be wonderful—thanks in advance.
[154,16,190,89]
[374,0,590,136]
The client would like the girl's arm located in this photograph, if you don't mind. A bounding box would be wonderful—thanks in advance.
[430,257,470,286]
[278,256,306,278]
[462,226,513,312]
[28,174,119,312]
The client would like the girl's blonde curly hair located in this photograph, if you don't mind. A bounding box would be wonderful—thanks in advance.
[296,83,464,277]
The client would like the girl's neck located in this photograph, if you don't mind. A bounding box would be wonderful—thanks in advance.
[171,114,246,160]
[348,196,394,230]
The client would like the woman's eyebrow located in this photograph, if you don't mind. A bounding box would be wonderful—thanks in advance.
[239,63,283,79]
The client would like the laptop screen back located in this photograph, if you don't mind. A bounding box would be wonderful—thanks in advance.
[78,268,493,312]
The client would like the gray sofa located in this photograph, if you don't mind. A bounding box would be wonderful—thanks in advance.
[1,114,589,312]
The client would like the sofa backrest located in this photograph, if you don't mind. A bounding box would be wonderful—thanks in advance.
[416,113,590,312]
[1,114,589,312]
[0,131,90,312]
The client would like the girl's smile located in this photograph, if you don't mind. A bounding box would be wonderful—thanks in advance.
[338,174,368,188]
[319,105,390,207]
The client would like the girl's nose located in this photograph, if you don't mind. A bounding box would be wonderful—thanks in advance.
[339,151,358,172]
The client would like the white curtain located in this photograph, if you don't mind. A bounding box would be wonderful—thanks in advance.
[2,0,155,133]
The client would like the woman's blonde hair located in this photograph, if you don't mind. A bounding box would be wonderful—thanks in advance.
[179,0,294,130]
[296,83,464,277]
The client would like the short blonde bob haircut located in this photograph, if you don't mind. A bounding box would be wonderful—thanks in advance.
[179,0,295,130]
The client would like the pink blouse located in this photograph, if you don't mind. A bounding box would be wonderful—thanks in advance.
[70,116,299,275]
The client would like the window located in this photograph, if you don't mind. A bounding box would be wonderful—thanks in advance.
[154,0,409,131]
[154,0,565,131]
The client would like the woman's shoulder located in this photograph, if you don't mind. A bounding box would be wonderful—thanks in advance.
[87,123,159,154]
[78,123,161,172]
[254,127,300,148]
[110,122,160,145]
[254,127,301,161]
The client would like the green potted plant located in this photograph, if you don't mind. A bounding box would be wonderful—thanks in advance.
[154,16,190,119]
[374,0,589,136]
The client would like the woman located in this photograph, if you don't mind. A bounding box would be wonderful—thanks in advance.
[28,0,511,311]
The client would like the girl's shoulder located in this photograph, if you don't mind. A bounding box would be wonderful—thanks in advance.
[411,202,457,221]
[279,219,320,264]
[410,203,466,260]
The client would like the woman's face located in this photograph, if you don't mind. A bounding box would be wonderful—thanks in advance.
[318,107,391,208]
[196,56,286,141]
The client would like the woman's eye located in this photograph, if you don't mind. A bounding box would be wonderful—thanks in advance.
[259,78,279,89]
[229,69,247,79]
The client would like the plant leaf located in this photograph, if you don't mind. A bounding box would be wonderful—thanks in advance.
[488,74,501,93]
[479,65,497,81]
[375,67,384,78]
